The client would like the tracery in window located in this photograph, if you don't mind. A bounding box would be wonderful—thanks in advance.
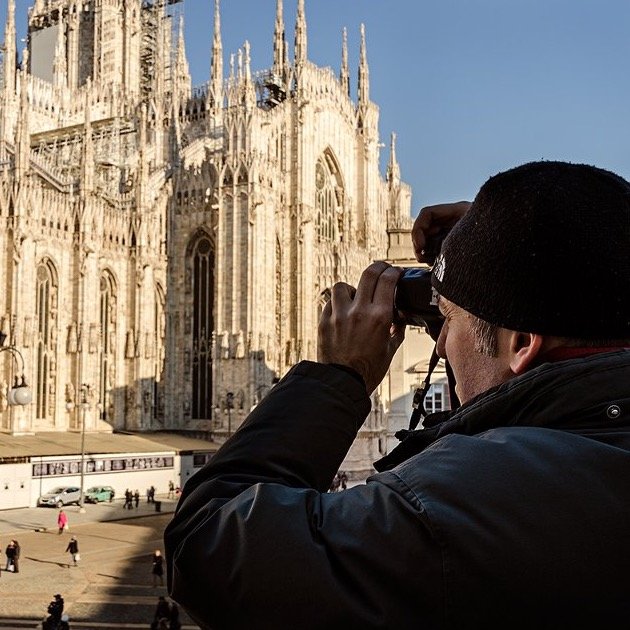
[35,260,57,420]
[315,150,344,242]
[153,283,166,421]
[99,272,117,422]
[189,232,215,420]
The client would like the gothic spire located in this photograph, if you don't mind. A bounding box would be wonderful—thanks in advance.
[15,66,30,180]
[81,81,94,196]
[2,0,17,94]
[243,40,255,107]
[358,23,370,105]
[387,132,401,186]
[340,27,349,97]
[174,15,191,100]
[226,52,235,107]
[209,0,224,114]
[272,0,286,78]
[176,15,189,75]
[294,0,307,67]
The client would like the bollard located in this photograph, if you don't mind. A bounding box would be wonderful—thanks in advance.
[155,500,162,512]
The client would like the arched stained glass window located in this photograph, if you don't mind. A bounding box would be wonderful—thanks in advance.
[190,234,215,419]
[99,272,116,421]
[153,284,165,421]
[315,151,344,242]
[35,260,57,420]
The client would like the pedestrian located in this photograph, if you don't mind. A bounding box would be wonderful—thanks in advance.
[124,488,133,509]
[151,596,171,630]
[339,471,348,490]
[5,540,15,572]
[5,539,19,573]
[165,161,630,628]
[149,485,156,503]
[167,480,175,499]
[12,540,20,573]
[151,549,164,587]
[65,536,80,567]
[134,489,140,508]
[57,509,68,535]
[45,594,64,629]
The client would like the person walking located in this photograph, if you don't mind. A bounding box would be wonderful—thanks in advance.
[12,540,20,573]
[167,481,175,499]
[5,540,16,572]
[5,539,19,573]
[151,550,164,587]
[65,536,79,567]
[148,485,156,503]
[134,489,140,508]
[57,509,68,535]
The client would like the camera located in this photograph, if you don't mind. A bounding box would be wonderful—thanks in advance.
[394,268,442,339]
[394,229,449,339]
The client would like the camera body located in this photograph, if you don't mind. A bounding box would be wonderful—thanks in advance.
[394,268,442,339]
[394,228,448,339]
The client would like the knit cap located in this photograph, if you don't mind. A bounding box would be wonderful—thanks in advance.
[431,161,630,338]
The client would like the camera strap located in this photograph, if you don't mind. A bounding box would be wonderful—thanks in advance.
[408,346,441,431]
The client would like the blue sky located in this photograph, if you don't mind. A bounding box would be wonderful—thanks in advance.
[4,0,630,215]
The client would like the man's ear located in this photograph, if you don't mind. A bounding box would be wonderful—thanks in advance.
[508,332,544,375]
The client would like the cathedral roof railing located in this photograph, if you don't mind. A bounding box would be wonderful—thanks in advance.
[24,74,130,132]
[4,141,70,193]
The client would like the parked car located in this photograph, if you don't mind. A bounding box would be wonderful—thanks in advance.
[84,486,115,503]
[37,486,81,508]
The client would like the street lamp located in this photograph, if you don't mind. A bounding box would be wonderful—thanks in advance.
[225,391,234,436]
[0,331,32,407]
[77,383,93,511]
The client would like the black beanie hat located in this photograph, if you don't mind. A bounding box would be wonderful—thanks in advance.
[431,161,630,338]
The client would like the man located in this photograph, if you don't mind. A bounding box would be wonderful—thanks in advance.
[44,594,64,629]
[65,536,79,567]
[165,161,630,628]
[6,539,20,573]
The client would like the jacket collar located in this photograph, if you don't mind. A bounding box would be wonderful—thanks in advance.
[374,349,630,472]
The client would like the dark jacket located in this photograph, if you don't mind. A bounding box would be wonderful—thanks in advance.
[165,352,630,629]
[152,554,164,576]
[65,539,78,554]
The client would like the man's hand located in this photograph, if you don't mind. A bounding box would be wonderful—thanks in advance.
[412,201,471,263]
[318,262,405,394]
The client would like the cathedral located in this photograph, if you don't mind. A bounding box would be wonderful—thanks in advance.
[0,0,420,476]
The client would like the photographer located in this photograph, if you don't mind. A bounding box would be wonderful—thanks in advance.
[165,161,630,628]
[43,594,64,630]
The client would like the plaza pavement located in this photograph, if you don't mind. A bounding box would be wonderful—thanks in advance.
[0,495,201,629]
